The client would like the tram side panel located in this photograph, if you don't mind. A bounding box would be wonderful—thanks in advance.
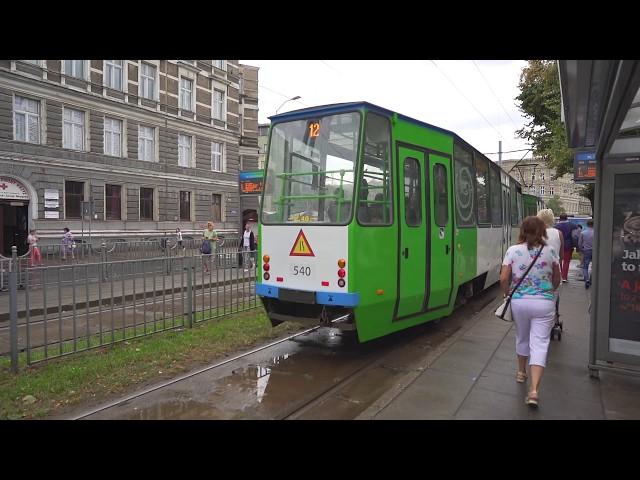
[355,118,456,342]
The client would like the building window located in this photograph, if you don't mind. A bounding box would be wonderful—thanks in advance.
[105,184,122,220]
[211,194,222,222]
[178,134,192,168]
[64,60,85,79]
[549,186,554,195]
[140,63,156,100]
[211,141,223,172]
[104,117,122,157]
[104,60,123,91]
[140,187,154,220]
[180,77,193,111]
[22,60,42,66]
[541,171,545,181]
[13,96,40,144]
[63,107,85,151]
[65,181,84,219]
[213,89,225,120]
[179,191,191,221]
[540,185,545,196]
[213,60,225,71]
[138,125,155,161]
[531,170,535,181]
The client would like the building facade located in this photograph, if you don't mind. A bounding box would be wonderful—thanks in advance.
[258,123,269,170]
[0,60,259,254]
[499,158,592,216]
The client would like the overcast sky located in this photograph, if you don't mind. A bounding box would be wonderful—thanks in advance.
[240,60,533,163]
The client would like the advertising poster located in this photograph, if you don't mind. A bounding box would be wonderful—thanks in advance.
[609,173,640,355]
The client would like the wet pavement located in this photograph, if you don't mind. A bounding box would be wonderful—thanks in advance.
[359,261,640,420]
[63,287,498,420]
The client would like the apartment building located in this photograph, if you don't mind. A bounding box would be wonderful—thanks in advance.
[500,158,592,216]
[0,60,259,254]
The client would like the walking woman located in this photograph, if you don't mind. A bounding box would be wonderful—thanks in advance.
[500,216,561,407]
[27,229,43,266]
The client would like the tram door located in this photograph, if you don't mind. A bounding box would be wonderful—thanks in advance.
[396,146,427,318]
[427,155,453,309]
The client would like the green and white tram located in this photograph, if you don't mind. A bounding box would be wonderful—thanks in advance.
[256,102,529,342]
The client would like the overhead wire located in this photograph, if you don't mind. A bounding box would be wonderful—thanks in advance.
[426,60,507,140]
[471,60,520,130]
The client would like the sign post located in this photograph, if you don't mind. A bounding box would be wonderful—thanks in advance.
[239,170,265,195]
[574,150,597,183]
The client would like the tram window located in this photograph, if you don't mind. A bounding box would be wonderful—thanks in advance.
[489,166,502,226]
[404,157,421,227]
[434,163,448,227]
[475,155,490,225]
[358,113,392,225]
[510,181,519,226]
[453,142,475,227]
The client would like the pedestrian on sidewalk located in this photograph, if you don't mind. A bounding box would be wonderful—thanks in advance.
[27,229,43,266]
[575,225,584,269]
[201,221,218,273]
[538,209,564,316]
[554,214,579,282]
[61,227,75,260]
[500,216,561,407]
[176,227,184,252]
[240,223,256,271]
[578,220,594,289]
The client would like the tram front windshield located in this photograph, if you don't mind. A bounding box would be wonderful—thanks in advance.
[261,112,361,225]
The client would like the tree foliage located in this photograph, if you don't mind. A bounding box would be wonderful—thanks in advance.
[515,60,594,209]
[546,195,566,216]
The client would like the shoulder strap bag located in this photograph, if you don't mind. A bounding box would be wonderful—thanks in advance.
[495,245,544,322]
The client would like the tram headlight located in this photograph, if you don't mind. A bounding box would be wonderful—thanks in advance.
[338,259,346,268]
[337,268,346,278]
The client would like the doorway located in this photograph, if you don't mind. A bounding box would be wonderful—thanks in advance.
[0,201,29,256]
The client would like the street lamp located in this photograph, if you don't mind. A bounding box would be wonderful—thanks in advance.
[276,96,301,114]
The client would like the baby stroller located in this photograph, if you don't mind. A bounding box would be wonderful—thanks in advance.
[550,295,563,341]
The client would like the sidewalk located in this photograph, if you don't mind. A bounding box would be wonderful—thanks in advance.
[359,261,640,420]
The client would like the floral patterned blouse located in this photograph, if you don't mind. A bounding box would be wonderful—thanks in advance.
[502,243,559,300]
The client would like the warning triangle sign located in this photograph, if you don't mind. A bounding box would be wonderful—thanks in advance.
[289,229,315,257]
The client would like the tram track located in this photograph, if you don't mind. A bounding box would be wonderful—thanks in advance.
[66,285,498,420]
[69,325,322,420]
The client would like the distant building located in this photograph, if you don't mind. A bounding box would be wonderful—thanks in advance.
[499,158,592,216]
[0,60,259,253]
[258,123,269,170]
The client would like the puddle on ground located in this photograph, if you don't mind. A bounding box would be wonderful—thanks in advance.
[84,328,373,420]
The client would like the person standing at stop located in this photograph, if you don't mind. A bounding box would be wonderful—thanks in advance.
[241,223,256,271]
[554,214,579,282]
[578,219,594,289]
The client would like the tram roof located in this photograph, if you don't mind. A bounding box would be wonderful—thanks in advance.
[269,101,509,177]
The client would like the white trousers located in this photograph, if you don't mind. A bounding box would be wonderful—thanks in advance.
[511,298,555,368]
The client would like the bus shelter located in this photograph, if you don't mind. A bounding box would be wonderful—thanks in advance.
[559,60,640,377]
